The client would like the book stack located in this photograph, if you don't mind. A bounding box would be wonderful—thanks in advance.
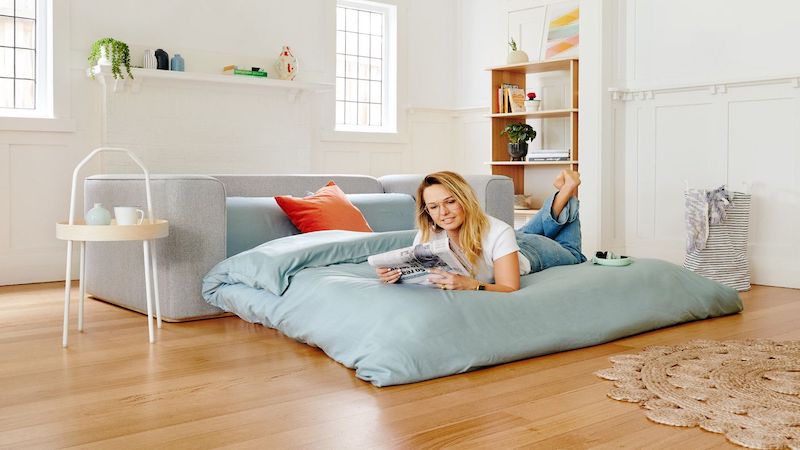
[222,65,268,78]
[527,150,571,162]
[497,83,526,113]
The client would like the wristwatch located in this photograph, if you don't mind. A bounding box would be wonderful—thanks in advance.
[475,282,486,291]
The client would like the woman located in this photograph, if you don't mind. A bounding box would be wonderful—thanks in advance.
[376,170,586,292]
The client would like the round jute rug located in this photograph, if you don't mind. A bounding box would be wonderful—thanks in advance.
[595,339,800,449]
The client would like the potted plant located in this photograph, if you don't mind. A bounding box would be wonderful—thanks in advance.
[88,38,133,80]
[525,92,541,111]
[506,37,529,64]
[500,122,536,161]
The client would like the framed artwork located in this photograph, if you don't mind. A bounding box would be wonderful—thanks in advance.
[542,1,579,60]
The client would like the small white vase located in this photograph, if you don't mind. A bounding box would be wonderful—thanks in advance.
[274,45,298,80]
[143,49,157,69]
[507,50,529,64]
[85,203,111,225]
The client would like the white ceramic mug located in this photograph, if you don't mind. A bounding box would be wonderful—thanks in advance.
[114,206,144,225]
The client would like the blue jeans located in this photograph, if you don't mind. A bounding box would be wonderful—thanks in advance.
[516,192,587,273]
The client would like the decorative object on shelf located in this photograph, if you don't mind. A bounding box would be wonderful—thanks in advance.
[274,45,298,80]
[513,194,537,210]
[525,92,542,111]
[88,38,133,80]
[143,49,157,69]
[543,1,579,59]
[114,206,145,225]
[500,122,537,161]
[170,53,185,71]
[154,49,169,70]
[506,37,529,65]
[85,203,111,225]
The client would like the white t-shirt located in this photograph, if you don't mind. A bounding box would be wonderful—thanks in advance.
[412,215,531,283]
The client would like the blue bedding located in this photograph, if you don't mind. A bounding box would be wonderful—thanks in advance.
[202,231,743,387]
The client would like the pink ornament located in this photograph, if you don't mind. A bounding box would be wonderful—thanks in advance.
[274,45,298,80]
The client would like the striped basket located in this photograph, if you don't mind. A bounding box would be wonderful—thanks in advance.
[684,192,751,291]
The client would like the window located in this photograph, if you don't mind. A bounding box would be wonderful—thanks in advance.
[336,0,396,133]
[0,0,49,117]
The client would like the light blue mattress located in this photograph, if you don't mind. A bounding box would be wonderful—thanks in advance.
[203,231,743,387]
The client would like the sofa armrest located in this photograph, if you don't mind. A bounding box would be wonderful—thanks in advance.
[84,175,227,321]
[378,174,515,226]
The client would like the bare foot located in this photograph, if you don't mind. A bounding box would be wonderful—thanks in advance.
[561,169,581,196]
[553,170,566,190]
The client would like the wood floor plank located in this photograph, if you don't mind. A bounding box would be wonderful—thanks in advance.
[0,282,796,448]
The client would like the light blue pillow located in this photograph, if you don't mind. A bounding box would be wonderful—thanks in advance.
[225,193,416,257]
[205,229,417,296]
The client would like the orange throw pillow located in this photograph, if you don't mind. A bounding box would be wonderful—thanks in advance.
[275,181,373,233]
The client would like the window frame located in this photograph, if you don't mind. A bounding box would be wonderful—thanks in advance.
[0,0,51,118]
[335,0,397,134]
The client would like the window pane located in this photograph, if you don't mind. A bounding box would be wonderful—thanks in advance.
[16,18,35,49]
[345,78,356,101]
[16,0,35,19]
[358,103,368,126]
[370,104,382,126]
[358,57,369,79]
[370,36,382,58]
[0,0,12,15]
[345,32,357,55]
[336,77,344,100]
[344,55,356,78]
[336,31,344,54]
[358,10,370,34]
[336,101,344,124]
[336,7,345,31]
[15,79,34,108]
[370,58,381,80]
[370,81,381,103]
[336,54,344,77]
[345,102,357,125]
[0,16,13,47]
[358,33,370,57]
[15,48,34,78]
[345,8,358,32]
[0,78,11,107]
[0,47,12,77]
[358,80,369,102]
[371,13,382,35]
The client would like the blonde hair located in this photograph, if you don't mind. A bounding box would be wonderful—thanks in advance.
[415,171,489,275]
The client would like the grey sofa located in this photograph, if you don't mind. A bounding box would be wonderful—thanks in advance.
[84,174,514,321]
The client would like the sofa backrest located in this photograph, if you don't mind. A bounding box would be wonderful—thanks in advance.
[213,174,384,197]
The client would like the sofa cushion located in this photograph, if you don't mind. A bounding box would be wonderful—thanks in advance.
[275,182,373,234]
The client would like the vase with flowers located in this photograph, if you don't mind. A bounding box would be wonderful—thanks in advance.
[525,92,541,112]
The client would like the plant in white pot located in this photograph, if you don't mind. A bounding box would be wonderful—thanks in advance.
[525,91,541,111]
[88,38,133,80]
[506,37,528,64]
[500,122,537,161]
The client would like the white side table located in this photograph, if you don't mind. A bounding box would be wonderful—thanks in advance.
[56,147,170,347]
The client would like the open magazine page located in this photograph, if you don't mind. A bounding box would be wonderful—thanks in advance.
[367,238,469,285]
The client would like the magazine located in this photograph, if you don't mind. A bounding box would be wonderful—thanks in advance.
[367,238,469,285]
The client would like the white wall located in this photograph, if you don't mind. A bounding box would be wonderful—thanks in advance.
[0,0,461,285]
[612,0,800,288]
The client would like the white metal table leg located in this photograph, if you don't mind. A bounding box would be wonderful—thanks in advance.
[143,240,155,343]
[151,240,162,329]
[78,241,86,332]
[62,240,73,348]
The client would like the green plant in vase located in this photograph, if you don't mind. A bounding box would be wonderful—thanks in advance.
[500,122,536,161]
[88,38,133,80]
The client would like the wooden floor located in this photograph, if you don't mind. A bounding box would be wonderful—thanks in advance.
[1,283,798,449]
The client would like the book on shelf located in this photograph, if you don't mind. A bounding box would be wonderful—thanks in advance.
[527,156,571,162]
[497,83,519,113]
[367,237,468,286]
[222,65,268,77]
[507,87,526,113]
[527,149,571,162]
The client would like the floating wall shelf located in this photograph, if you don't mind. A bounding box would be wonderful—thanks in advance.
[90,65,333,102]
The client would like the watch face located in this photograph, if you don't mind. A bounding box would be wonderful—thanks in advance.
[478,284,486,291]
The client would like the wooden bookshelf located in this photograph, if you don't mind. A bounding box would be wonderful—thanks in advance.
[487,58,579,194]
